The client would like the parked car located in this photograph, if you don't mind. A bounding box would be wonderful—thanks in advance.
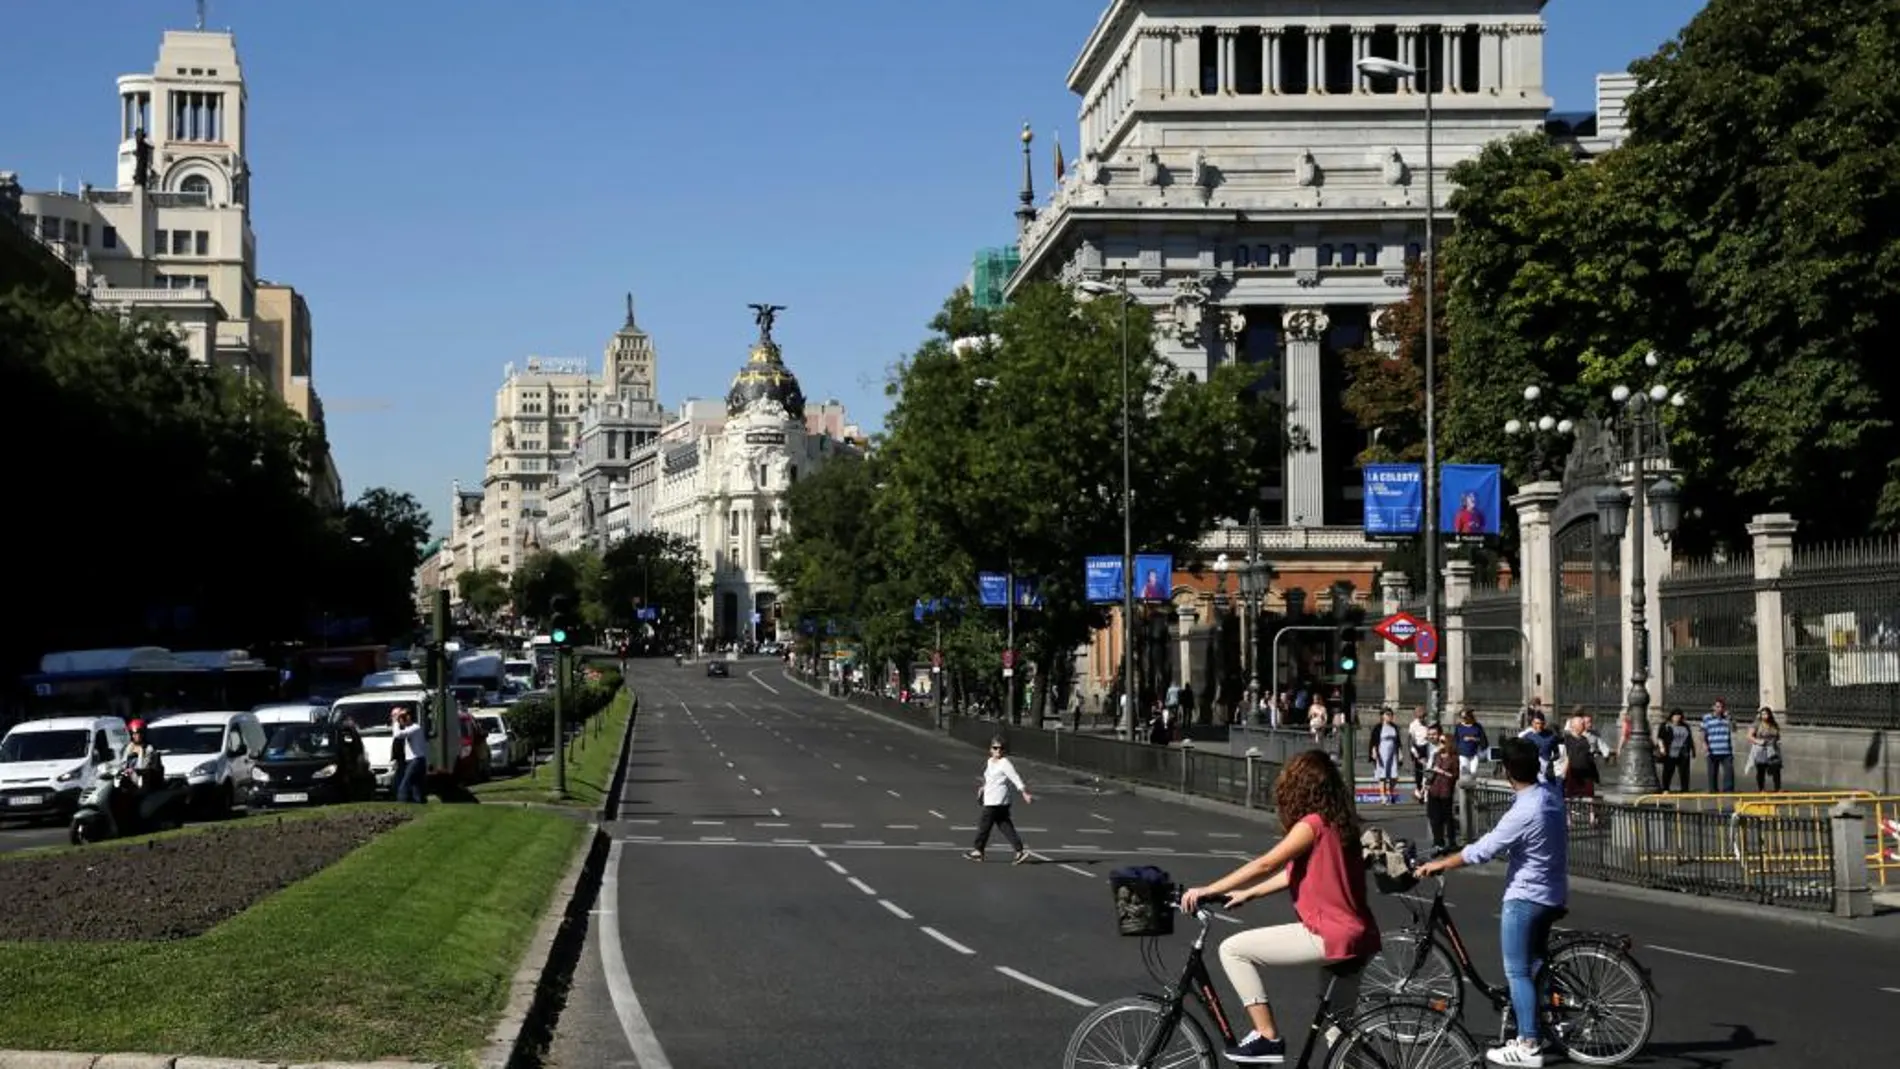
[145,710,268,818]
[479,711,532,773]
[249,721,374,808]
[0,716,131,824]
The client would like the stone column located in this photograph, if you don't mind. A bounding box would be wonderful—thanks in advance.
[1280,308,1329,526]
[1310,31,1326,93]
[1218,28,1234,94]
[1380,571,1411,707]
[1510,481,1561,704]
[1177,604,1200,702]
[1748,514,1799,712]
[1444,560,1475,709]
[1265,28,1282,94]
[1396,25,1422,93]
[1352,26,1370,92]
[1444,28,1461,93]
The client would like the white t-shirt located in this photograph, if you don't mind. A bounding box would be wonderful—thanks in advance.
[980,757,1027,806]
[395,723,429,764]
[1408,718,1432,749]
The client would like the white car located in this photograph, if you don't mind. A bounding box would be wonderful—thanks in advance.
[252,702,331,729]
[362,669,425,689]
[331,686,465,792]
[478,711,532,772]
[0,716,130,823]
[145,710,268,817]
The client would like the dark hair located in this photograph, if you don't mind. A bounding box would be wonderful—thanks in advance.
[1667,707,1685,720]
[1274,750,1357,836]
[988,736,1007,753]
[1499,737,1541,785]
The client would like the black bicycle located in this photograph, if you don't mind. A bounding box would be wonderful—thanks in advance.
[1359,874,1656,1065]
[1064,886,1484,1069]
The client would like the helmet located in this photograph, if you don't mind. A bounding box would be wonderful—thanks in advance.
[128,719,146,732]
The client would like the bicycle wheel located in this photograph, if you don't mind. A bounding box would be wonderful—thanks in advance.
[1358,929,1463,1019]
[1330,998,1485,1069]
[1541,940,1655,1065]
[1063,995,1217,1069]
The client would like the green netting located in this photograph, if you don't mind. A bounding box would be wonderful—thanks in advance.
[971,246,1021,310]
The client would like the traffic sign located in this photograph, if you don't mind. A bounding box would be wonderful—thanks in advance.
[1374,650,1419,662]
[1002,648,1017,669]
[1373,612,1423,647]
[1414,623,1440,665]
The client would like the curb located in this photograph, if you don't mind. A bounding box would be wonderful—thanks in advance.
[599,689,638,822]
[479,822,612,1069]
[0,1053,446,1067]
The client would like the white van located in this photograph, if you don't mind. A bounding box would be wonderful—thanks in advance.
[0,716,131,823]
[331,686,463,793]
[145,710,268,817]
[252,702,331,729]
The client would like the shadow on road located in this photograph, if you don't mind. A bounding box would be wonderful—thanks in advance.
[1632,1024,1773,1068]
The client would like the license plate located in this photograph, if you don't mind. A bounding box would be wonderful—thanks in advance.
[7,795,42,807]
[274,792,309,804]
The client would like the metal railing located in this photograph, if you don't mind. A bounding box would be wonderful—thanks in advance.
[1779,537,1900,729]
[1463,783,1836,911]
[1659,555,1761,713]
[1734,793,1900,889]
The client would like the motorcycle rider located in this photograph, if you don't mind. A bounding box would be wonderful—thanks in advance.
[122,719,166,794]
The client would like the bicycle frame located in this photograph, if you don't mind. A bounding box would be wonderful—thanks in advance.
[1411,885,1510,1008]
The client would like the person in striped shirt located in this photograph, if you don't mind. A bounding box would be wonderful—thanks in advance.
[1700,699,1735,793]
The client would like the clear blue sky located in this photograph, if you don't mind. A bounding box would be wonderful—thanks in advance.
[3,0,1705,533]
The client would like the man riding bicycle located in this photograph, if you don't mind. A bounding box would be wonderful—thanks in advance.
[1417,736,1568,1068]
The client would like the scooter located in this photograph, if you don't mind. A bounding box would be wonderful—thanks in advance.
[69,765,190,844]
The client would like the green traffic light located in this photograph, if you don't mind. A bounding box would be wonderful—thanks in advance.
[1341,656,1357,672]
[552,628,568,644]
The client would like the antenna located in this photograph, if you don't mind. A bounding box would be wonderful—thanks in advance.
[195,0,207,30]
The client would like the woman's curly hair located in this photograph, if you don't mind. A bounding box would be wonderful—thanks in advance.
[1274,749,1358,835]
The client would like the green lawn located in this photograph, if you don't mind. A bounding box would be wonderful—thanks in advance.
[475,687,633,809]
[0,804,587,1065]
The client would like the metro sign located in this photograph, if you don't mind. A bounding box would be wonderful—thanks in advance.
[1374,612,1424,647]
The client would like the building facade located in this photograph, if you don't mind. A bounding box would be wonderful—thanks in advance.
[478,357,604,575]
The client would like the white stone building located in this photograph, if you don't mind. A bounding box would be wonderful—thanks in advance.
[478,357,604,574]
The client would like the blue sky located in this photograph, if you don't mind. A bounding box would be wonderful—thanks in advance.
[3,0,1705,532]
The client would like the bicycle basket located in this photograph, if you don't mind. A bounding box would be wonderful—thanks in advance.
[1108,866,1175,937]
[1360,827,1420,895]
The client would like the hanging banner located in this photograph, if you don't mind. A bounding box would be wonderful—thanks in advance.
[1135,555,1174,601]
[1439,464,1503,536]
[977,572,1009,607]
[1084,556,1122,603]
[1014,576,1045,609]
[1363,463,1424,536]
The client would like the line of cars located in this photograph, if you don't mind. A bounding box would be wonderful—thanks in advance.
[0,670,538,827]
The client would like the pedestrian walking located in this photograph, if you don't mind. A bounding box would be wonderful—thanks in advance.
[1701,699,1736,793]
[1453,708,1490,778]
[1655,709,1695,792]
[967,736,1032,864]
[392,706,429,804]
[1368,708,1403,805]
[1425,724,1461,854]
[1407,706,1432,801]
[1518,712,1560,786]
[1747,708,1784,792]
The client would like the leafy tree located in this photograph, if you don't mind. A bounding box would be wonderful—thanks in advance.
[510,549,582,625]
[1340,260,1445,467]
[596,532,704,647]
[457,567,511,619]
[335,487,435,639]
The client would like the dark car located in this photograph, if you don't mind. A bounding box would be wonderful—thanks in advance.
[706,661,729,678]
[250,722,373,808]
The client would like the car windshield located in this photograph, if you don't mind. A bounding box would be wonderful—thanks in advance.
[480,716,504,735]
[264,724,341,759]
[146,722,227,755]
[332,700,406,735]
[0,729,91,763]
[453,685,482,704]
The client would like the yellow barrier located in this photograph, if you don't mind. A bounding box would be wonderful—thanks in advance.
[1632,790,1875,815]
[1735,794,1900,888]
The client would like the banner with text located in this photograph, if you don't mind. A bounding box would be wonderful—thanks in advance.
[1085,555,1175,603]
[1440,463,1503,536]
[1362,463,1425,536]
[977,572,1009,607]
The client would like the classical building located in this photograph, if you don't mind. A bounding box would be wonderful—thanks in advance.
[254,281,343,509]
[477,356,604,574]
[648,308,863,646]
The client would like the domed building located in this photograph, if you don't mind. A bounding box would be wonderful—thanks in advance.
[648,305,863,648]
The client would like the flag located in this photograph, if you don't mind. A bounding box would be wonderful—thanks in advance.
[1054,134,1065,181]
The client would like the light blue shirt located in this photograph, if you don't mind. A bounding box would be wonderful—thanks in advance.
[1462,782,1568,907]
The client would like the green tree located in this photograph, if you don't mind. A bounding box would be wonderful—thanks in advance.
[457,567,511,619]
[335,487,435,639]
[510,550,582,625]
[597,532,704,647]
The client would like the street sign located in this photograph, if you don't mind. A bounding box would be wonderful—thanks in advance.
[1002,649,1017,669]
[1413,623,1440,665]
[1414,662,1439,680]
[1374,612,1423,647]
[1374,650,1420,662]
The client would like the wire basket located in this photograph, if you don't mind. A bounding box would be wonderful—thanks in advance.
[1110,867,1175,937]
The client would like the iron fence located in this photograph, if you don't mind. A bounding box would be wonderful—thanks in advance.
[1462,784,1835,911]
[1659,555,1760,714]
[1778,537,1900,729]
[1553,518,1624,716]
[1460,584,1524,708]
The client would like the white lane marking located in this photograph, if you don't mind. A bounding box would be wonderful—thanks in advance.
[725,761,735,768]
[887,824,919,830]
[807,845,828,858]
[952,825,977,831]
[623,835,664,842]
[856,775,869,782]
[771,807,783,817]
[920,927,976,955]
[846,840,886,846]
[699,836,736,843]
[929,809,947,820]
[1143,830,1179,837]
[1076,828,1112,834]
[847,877,877,896]
[1090,812,1113,823]
[757,821,790,827]
[751,788,762,795]
[996,966,1097,1008]
[825,860,849,875]
[1882,987,1900,994]
[821,822,855,829]
[880,899,914,920]
[600,842,678,1069]
[625,818,659,825]
[1060,844,1097,850]
[919,841,956,847]
[1146,846,1177,853]
[833,762,843,769]
[1060,863,1097,879]
[1208,832,1243,839]
[692,820,725,826]
[886,789,902,798]
[748,670,780,695]
[1018,826,1047,832]
[1648,945,1793,974]
[772,838,810,844]
[737,774,747,781]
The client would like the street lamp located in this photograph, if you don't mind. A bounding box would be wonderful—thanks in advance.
[1358,52,1441,718]
[1077,276,1137,738]
[1590,350,1687,794]
[1217,510,1270,721]
[1502,384,1577,480]
[973,375,1021,725]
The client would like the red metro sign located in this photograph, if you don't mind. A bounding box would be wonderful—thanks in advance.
[1374,611,1439,665]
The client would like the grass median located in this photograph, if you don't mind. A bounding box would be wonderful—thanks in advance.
[0,803,586,1065]
[475,686,633,809]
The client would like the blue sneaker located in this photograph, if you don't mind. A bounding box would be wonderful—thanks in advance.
[1225,1032,1286,1064]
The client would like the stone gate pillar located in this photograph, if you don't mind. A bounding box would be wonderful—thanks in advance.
[1748,514,1798,712]
[1510,481,1561,704]
[1444,560,1475,710]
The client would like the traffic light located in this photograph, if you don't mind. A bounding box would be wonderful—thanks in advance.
[1336,625,1360,676]
[549,595,572,647]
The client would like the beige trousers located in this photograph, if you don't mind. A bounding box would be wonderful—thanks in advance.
[1217,923,1360,1009]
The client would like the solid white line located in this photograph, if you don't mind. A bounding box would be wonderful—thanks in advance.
[692,820,725,826]
[1060,863,1097,879]
[600,842,678,1069]
[748,670,780,695]
[1649,945,1794,974]
[847,876,877,895]
[772,838,810,844]
[880,899,914,920]
[807,844,828,858]
[996,966,1097,1008]
[699,836,736,843]
[825,860,849,875]
[920,927,976,955]
[929,809,947,820]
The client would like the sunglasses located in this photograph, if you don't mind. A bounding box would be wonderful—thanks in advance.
[989,746,1003,752]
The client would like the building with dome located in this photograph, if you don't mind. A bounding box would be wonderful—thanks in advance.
[648,305,863,646]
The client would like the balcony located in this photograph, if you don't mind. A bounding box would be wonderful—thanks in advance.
[1196,525,1377,556]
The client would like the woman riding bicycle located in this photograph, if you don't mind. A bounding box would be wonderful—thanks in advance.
[1183,751,1381,1064]
[1417,736,1568,1068]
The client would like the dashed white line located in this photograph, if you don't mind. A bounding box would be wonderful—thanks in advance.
[821,822,855,829]
[1146,846,1177,853]
[996,966,1097,1008]
[1208,832,1243,839]
[929,809,947,820]
[1018,826,1047,832]
[626,818,659,825]
[624,835,664,842]
[725,761,735,768]
[692,820,725,826]
[856,775,869,782]
[751,788,762,795]
[887,824,919,830]
[825,860,849,875]
[879,899,913,920]
[919,841,956,847]
[771,807,783,817]
[847,877,878,896]
[833,762,843,769]
[952,825,977,831]
[1143,830,1179,837]
[1061,844,1096,851]
[772,838,810,844]
[886,789,902,798]
[845,840,886,846]
[737,774,747,781]
[1059,863,1097,879]
[1090,812,1113,823]
[757,821,790,827]
[1649,946,1793,974]
[1882,987,1900,994]
[807,845,828,858]
[920,927,976,955]
[1076,828,1111,835]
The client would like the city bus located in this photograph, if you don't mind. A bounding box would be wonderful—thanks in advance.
[286,645,389,702]
[15,647,281,726]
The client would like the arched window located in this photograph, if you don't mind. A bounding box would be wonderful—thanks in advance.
[180,174,212,201]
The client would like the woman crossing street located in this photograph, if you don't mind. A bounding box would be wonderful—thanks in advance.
[967,736,1033,864]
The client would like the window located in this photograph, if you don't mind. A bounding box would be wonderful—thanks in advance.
[63,219,79,243]
[180,174,212,200]
[1363,243,1380,266]
[39,217,57,241]
[172,230,190,255]
[1198,26,1218,94]
[1234,27,1264,94]
[1277,244,1294,267]
[1235,245,1252,268]
[1340,244,1358,267]
[194,230,209,255]
[1281,27,1310,94]
[1318,244,1335,267]
[102,225,117,249]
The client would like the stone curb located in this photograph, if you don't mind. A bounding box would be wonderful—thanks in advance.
[0,1054,445,1067]
[599,688,638,822]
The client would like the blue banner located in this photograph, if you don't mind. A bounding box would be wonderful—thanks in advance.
[1084,556,1122,603]
[1015,577,1045,609]
[977,572,1009,608]
[1440,464,1503,536]
[1363,463,1424,536]
[1135,555,1173,601]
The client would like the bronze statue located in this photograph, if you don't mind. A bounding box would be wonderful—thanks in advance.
[748,303,786,344]
[132,129,153,190]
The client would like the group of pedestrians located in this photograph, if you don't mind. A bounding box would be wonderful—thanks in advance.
[1655,698,1785,792]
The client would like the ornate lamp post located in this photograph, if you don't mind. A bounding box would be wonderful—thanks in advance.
[1502,385,1576,480]
[1219,509,1271,721]
[1590,352,1686,794]
[1076,277,1137,738]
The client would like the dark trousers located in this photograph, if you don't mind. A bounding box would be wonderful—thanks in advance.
[1755,762,1783,792]
[396,756,428,803]
[1659,755,1692,792]
[1707,754,1735,793]
[1426,794,1458,849]
[972,804,1023,853]
[1412,746,1430,792]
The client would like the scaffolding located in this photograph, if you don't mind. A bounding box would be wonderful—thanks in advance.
[971,246,1021,310]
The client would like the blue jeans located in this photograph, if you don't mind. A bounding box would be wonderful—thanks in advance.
[1707,754,1735,793]
[1499,898,1562,1044]
[396,756,428,803]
